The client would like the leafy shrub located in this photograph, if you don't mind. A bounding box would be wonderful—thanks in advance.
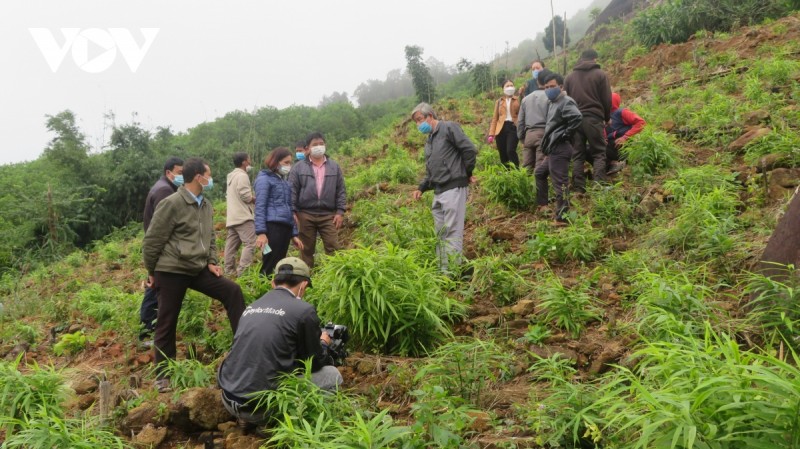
[1,409,129,449]
[0,356,68,428]
[155,353,215,390]
[743,129,800,166]
[589,183,640,236]
[478,164,537,211]
[536,275,600,338]
[346,146,420,197]
[663,165,739,201]
[582,325,800,448]
[52,331,87,356]
[407,385,477,449]
[625,128,681,179]
[415,338,512,405]
[306,244,466,356]
[632,269,715,339]
[744,264,800,344]
[464,256,530,306]
[350,193,437,255]
[526,219,603,263]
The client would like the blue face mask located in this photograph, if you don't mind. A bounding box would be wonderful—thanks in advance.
[545,87,561,102]
[532,69,540,81]
[202,176,214,191]
[172,174,184,186]
[295,152,305,161]
[418,121,432,134]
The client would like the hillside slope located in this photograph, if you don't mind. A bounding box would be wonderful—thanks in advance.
[2,13,800,449]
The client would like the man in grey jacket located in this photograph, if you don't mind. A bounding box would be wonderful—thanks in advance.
[288,132,346,269]
[411,103,477,274]
[517,69,553,173]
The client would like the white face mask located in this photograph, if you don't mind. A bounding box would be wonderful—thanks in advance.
[245,165,252,173]
[504,86,516,96]
[310,145,326,158]
[279,165,291,176]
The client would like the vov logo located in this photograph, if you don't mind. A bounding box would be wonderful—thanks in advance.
[29,28,160,73]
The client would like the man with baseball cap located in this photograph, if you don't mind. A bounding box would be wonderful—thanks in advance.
[217,257,342,427]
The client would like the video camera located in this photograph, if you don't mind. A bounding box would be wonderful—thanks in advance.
[322,322,349,366]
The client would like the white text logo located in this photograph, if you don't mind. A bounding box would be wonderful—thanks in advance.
[29,28,160,73]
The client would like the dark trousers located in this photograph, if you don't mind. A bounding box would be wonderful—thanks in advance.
[571,115,608,192]
[153,269,245,378]
[139,287,158,340]
[297,212,340,269]
[606,139,627,164]
[535,140,572,221]
[495,121,520,167]
[260,222,293,277]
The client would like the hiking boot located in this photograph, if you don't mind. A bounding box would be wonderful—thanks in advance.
[154,379,172,393]
[607,161,626,175]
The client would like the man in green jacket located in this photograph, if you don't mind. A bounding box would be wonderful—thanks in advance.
[143,157,246,393]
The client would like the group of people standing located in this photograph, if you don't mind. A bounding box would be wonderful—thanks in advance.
[487,49,646,223]
[138,132,346,394]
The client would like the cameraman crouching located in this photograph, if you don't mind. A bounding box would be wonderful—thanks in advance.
[217,257,342,426]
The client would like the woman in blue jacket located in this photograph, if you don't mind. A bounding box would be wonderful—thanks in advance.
[254,147,304,277]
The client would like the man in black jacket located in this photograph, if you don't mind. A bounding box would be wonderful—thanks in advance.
[410,102,477,274]
[288,132,346,269]
[536,73,583,224]
[563,49,612,192]
[217,257,342,426]
[138,157,183,345]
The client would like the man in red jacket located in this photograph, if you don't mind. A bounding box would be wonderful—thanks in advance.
[606,92,647,175]
[563,49,612,192]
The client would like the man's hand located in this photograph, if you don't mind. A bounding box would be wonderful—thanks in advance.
[256,234,268,250]
[320,332,332,346]
[469,175,477,184]
[332,214,343,229]
[208,264,222,277]
[146,275,156,289]
[615,136,628,148]
[292,236,304,250]
[411,190,422,201]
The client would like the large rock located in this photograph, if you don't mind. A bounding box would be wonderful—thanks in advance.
[728,127,770,153]
[510,300,536,317]
[768,168,800,189]
[756,153,793,173]
[171,388,233,431]
[134,424,168,448]
[122,403,169,433]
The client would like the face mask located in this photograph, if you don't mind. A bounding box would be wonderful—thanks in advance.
[310,146,326,158]
[418,121,432,134]
[532,69,540,81]
[202,176,214,191]
[245,165,252,173]
[295,152,306,161]
[172,174,184,186]
[545,87,561,102]
[504,86,516,96]
[279,165,291,176]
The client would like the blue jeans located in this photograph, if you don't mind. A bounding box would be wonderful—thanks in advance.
[139,287,158,340]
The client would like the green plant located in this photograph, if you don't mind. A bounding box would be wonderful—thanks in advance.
[519,324,552,346]
[1,408,129,449]
[625,128,681,179]
[589,183,640,236]
[744,264,800,345]
[306,244,465,356]
[408,384,477,448]
[52,330,87,356]
[663,165,739,201]
[526,219,603,263]
[0,355,68,429]
[154,351,215,390]
[415,338,512,405]
[536,275,601,338]
[464,256,530,306]
[633,269,716,339]
[478,164,537,211]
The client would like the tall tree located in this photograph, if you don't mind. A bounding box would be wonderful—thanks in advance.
[543,16,571,54]
[404,45,436,104]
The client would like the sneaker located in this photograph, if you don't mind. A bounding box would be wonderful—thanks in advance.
[607,161,626,175]
[154,379,172,393]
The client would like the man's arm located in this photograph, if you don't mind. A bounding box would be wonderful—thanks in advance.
[206,202,218,266]
[236,171,253,205]
[517,98,528,141]
[143,199,175,274]
[296,308,331,371]
[563,100,584,137]
[335,163,346,215]
[600,73,612,122]
[288,165,301,212]
[451,123,477,176]
[622,109,647,138]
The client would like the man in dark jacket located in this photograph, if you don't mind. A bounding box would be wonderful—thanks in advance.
[288,132,346,269]
[563,49,612,192]
[411,102,477,274]
[536,73,583,224]
[217,257,342,427]
[138,157,183,345]
[143,157,246,393]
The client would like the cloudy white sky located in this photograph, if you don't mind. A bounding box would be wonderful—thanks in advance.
[0,0,596,165]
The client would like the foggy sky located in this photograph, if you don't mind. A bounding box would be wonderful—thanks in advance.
[0,0,596,165]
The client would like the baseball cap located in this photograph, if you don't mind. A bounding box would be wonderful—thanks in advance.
[275,257,312,287]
